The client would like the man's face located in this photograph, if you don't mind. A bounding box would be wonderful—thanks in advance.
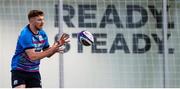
[30,15,45,30]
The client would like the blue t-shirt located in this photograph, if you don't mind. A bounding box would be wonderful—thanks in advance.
[11,25,49,72]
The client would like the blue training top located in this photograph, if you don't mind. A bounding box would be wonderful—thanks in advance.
[11,25,49,72]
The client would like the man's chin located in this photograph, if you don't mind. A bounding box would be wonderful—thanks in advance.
[37,27,43,30]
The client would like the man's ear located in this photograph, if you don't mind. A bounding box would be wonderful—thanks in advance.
[29,18,34,23]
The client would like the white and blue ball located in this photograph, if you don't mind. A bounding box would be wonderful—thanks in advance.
[78,30,94,46]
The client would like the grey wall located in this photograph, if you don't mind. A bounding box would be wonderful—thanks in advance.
[0,0,180,88]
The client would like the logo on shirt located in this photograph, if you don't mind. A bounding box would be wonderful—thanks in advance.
[13,80,18,85]
[32,35,45,51]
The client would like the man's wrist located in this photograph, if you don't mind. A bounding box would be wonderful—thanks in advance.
[56,41,60,45]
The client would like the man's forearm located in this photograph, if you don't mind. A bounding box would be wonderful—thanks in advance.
[46,47,57,58]
[26,47,56,60]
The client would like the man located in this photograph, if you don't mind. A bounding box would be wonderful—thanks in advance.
[11,10,69,88]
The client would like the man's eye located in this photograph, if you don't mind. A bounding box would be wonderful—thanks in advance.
[36,19,43,22]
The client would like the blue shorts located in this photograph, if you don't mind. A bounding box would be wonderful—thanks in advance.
[11,70,42,88]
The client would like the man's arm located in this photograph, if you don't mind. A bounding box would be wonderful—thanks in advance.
[43,46,64,58]
[25,42,60,61]
[43,47,53,58]
[26,33,70,60]
[44,33,70,58]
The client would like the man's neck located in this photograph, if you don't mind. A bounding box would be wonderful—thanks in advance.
[29,24,38,35]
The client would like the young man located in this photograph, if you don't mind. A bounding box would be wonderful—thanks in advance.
[11,10,69,88]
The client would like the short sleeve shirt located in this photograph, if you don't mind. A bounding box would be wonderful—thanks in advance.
[11,25,49,72]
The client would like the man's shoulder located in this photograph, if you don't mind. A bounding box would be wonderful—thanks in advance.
[20,25,31,37]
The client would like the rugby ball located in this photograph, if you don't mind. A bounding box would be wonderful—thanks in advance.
[78,30,94,46]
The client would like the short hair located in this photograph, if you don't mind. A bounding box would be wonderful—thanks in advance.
[28,10,44,20]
